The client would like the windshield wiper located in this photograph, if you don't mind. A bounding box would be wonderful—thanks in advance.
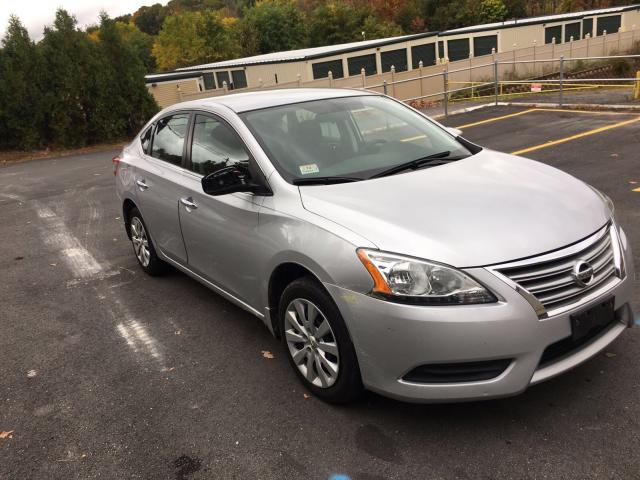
[292,176,362,186]
[370,151,465,179]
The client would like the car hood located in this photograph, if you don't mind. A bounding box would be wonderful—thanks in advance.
[299,150,611,267]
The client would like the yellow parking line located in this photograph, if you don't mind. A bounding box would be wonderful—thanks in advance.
[455,107,636,130]
[511,116,640,156]
[533,108,637,116]
[454,109,536,129]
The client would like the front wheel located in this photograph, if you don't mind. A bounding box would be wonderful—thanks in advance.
[279,277,363,404]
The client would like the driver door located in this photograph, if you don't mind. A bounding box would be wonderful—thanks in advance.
[178,112,265,308]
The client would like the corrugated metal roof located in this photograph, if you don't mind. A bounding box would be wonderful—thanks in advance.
[441,4,639,36]
[175,32,436,71]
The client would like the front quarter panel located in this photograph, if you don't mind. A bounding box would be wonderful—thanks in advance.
[257,205,376,300]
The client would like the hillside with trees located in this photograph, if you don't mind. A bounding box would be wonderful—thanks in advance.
[0,0,635,151]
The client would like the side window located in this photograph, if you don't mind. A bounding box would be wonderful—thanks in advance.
[189,114,250,176]
[140,125,153,154]
[150,113,189,166]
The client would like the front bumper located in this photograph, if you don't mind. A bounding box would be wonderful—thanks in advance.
[326,237,635,403]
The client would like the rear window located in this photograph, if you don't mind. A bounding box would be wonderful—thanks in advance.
[150,114,189,166]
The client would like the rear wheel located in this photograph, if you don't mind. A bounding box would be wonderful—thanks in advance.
[279,277,363,404]
[128,207,165,276]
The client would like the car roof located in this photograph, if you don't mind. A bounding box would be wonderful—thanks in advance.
[168,88,378,114]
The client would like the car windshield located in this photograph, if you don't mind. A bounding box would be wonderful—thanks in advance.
[240,95,473,183]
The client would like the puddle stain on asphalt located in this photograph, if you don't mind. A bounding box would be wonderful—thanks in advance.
[174,455,202,480]
[355,425,402,464]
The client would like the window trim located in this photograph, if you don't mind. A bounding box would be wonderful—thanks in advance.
[148,110,193,169]
[140,124,154,155]
[184,109,273,195]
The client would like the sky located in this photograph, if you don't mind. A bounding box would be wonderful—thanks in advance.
[0,1,167,40]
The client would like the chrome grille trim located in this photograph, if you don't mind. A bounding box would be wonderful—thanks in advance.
[488,223,623,317]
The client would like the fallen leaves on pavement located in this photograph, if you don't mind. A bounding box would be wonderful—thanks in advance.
[261,351,274,359]
[0,431,14,439]
[303,394,311,400]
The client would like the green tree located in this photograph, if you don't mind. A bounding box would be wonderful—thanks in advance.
[307,2,401,47]
[153,10,240,70]
[308,2,363,46]
[134,3,167,35]
[0,16,44,149]
[39,9,95,147]
[395,0,427,34]
[239,0,306,54]
[476,0,508,23]
[87,13,157,143]
[361,15,403,40]
[116,21,156,72]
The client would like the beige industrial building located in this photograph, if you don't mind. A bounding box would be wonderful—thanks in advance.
[146,4,640,108]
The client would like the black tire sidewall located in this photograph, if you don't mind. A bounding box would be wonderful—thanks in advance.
[279,277,363,404]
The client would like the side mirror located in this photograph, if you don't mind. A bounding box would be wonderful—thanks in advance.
[446,127,463,137]
[202,166,269,196]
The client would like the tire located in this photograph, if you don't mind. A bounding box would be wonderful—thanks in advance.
[279,276,363,404]
[127,207,166,276]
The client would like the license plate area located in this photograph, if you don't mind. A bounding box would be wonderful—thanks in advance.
[570,297,615,342]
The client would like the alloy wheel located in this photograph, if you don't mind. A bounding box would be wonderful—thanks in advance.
[284,298,340,388]
[130,217,151,267]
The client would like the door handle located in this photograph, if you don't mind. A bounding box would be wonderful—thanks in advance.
[180,197,198,211]
[136,179,149,191]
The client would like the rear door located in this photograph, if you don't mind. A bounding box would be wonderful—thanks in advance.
[178,112,266,307]
[135,112,190,263]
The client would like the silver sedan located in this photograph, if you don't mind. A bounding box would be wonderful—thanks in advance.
[114,89,635,403]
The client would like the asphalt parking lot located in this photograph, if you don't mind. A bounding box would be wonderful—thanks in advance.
[1,105,639,479]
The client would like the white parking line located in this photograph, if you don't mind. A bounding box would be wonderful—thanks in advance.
[36,205,103,279]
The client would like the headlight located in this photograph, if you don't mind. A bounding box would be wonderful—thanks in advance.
[357,249,497,305]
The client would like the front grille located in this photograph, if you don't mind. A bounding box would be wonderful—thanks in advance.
[402,359,512,384]
[497,228,618,313]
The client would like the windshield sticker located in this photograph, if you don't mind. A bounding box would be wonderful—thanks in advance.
[299,164,319,175]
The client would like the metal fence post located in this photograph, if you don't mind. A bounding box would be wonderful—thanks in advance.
[493,60,499,106]
[443,69,449,117]
[390,65,396,97]
[559,55,564,108]
[383,80,388,95]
